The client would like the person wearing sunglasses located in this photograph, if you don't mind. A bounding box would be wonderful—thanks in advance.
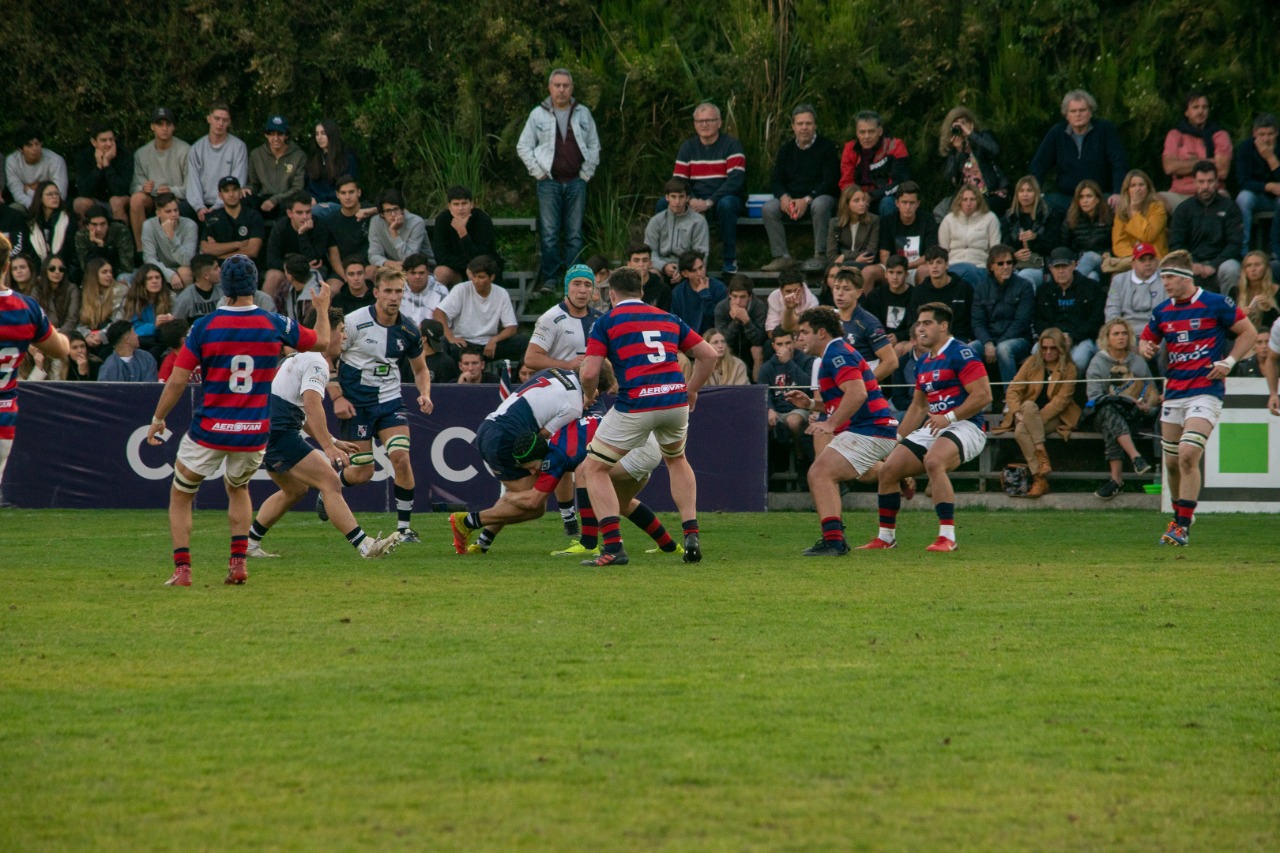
[971,244,1034,401]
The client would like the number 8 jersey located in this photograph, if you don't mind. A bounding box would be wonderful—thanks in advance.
[176,304,316,451]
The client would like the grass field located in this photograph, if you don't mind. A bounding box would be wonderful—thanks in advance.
[2,507,1276,851]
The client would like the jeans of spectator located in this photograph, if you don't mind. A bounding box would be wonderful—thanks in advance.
[311,201,342,221]
[995,337,1032,385]
[1076,250,1103,281]
[1234,190,1275,255]
[1044,192,1072,215]
[762,194,836,258]
[1070,339,1097,376]
[877,195,898,219]
[1015,267,1043,293]
[948,262,985,289]
[536,177,587,282]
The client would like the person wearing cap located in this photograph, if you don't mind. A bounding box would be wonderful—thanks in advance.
[1138,249,1256,547]
[201,175,266,260]
[248,115,306,219]
[1034,247,1105,374]
[1104,242,1164,343]
[147,253,332,586]
[140,191,198,289]
[129,108,191,251]
[72,123,133,224]
[1168,159,1243,294]
[416,318,459,384]
[5,125,68,209]
[432,254,527,363]
[97,319,157,382]
[185,101,248,222]
[524,264,602,373]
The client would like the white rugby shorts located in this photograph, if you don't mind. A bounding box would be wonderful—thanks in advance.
[904,419,986,464]
[176,433,265,484]
[1160,394,1223,428]
[594,406,689,453]
[828,432,898,476]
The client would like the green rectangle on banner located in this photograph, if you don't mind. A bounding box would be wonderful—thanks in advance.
[1218,423,1269,473]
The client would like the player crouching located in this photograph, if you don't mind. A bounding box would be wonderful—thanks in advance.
[859,302,991,552]
[247,306,401,560]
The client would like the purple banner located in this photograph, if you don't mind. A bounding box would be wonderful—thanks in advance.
[6,384,767,512]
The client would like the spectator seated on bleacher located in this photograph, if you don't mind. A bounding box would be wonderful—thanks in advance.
[766,268,818,333]
[907,247,975,344]
[1085,318,1158,500]
[368,187,431,272]
[456,347,488,384]
[1001,175,1060,291]
[400,252,448,330]
[129,107,189,251]
[1108,169,1167,273]
[305,119,359,220]
[5,125,68,209]
[876,181,935,281]
[113,263,174,357]
[415,319,459,384]
[276,253,325,323]
[7,255,36,295]
[687,328,748,386]
[826,185,883,290]
[171,253,271,322]
[584,254,612,313]
[939,106,1010,218]
[332,256,377,317]
[75,205,135,283]
[864,254,914,357]
[937,186,1000,289]
[1169,160,1243,293]
[623,243,671,312]
[838,110,910,219]
[991,326,1081,499]
[1035,248,1104,374]
[72,123,132,223]
[432,184,499,287]
[1060,180,1112,281]
[713,274,766,381]
[1230,251,1280,333]
[185,102,248,223]
[669,250,726,335]
[1104,242,1163,344]
[971,244,1034,391]
[141,192,196,289]
[30,255,78,338]
[1160,91,1232,213]
[1234,113,1280,256]
[76,258,126,359]
[645,178,709,284]
[433,254,526,363]
[264,190,327,297]
[1029,89,1127,214]
[199,176,265,262]
[761,103,840,273]
[247,114,306,220]
[759,327,814,477]
[319,176,375,282]
[98,319,158,383]
[27,180,78,279]
[63,331,100,382]
[668,102,746,273]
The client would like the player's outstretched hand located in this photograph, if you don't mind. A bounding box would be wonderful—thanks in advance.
[784,389,812,410]
[418,394,433,415]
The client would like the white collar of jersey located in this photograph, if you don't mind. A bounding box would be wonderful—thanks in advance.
[1174,288,1203,305]
[219,304,258,312]
[614,298,645,306]
[933,336,956,356]
[0,288,11,297]
[821,336,845,358]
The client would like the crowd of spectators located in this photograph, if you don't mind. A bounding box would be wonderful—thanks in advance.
[4,82,1277,498]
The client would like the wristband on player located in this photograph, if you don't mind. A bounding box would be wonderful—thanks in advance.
[1217,355,1237,371]
[945,411,957,424]
[151,416,165,427]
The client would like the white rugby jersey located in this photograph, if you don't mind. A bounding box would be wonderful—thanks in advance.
[529,301,603,362]
[484,368,584,436]
[337,305,424,407]
[270,351,330,433]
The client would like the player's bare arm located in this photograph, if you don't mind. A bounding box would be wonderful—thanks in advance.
[147,366,194,444]
[1208,318,1258,381]
[409,351,433,414]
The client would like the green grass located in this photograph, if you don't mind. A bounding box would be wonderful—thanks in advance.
[2,509,1277,851]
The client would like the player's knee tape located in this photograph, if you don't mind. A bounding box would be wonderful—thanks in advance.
[1162,439,1180,458]
[173,472,201,494]
[659,438,687,459]
[586,438,622,466]
[1180,431,1209,452]
[385,435,410,455]
[349,451,375,467]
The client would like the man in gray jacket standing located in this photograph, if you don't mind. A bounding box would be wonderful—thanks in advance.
[517,69,601,293]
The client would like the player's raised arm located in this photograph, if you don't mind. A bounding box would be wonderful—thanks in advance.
[308,281,332,352]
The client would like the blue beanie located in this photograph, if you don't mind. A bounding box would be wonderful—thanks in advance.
[222,254,259,297]
[563,263,595,295]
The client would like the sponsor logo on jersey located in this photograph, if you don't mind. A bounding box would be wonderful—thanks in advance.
[357,322,374,330]
[636,383,686,397]
[211,420,268,432]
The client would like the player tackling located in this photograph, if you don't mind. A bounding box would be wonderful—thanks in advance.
[1138,250,1255,546]
[147,254,331,586]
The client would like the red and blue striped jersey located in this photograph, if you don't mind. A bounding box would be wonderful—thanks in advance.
[1140,288,1245,400]
[175,305,317,451]
[586,299,704,413]
[534,416,601,493]
[817,338,898,438]
[915,337,988,427]
[0,289,52,399]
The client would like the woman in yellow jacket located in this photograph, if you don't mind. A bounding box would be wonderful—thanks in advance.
[1107,169,1168,272]
[992,327,1082,497]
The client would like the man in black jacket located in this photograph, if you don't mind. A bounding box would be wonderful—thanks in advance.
[761,105,840,273]
[1030,89,1127,214]
[1035,248,1104,374]
[1169,160,1243,293]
